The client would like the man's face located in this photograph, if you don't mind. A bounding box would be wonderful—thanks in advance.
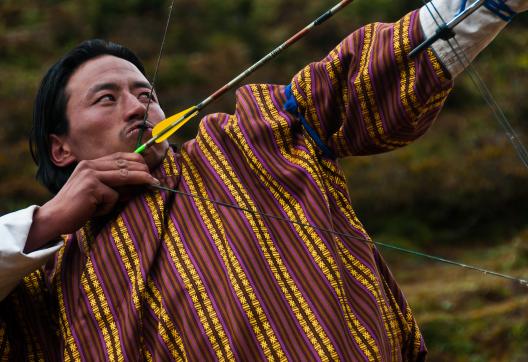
[59,55,168,169]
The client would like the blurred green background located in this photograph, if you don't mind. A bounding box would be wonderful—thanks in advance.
[1,0,527,360]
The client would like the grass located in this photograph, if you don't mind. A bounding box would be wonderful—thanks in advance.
[386,230,528,361]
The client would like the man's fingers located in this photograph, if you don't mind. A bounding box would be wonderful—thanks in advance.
[76,152,149,173]
[71,152,160,187]
[96,169,160,188]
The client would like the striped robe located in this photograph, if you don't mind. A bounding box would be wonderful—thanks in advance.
[0,11,452,361]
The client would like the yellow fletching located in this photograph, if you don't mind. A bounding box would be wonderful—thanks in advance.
[152,106,199,143]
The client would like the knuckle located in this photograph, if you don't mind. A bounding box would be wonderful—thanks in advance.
[116,158,127,168]
[113,152,126,160]
[77,160,88,170]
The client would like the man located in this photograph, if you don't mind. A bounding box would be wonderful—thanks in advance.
[1,1,525,360]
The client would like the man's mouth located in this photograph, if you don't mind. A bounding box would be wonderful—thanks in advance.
[126,122,153,137]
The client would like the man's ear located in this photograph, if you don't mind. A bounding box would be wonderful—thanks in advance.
[49,134,76,167]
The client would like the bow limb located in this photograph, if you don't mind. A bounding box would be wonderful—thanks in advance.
[418,0,528,168]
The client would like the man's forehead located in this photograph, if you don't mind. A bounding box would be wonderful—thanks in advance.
[67,55,149,94]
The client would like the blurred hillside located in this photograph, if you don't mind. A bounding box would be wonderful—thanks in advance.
[0,0,527,360]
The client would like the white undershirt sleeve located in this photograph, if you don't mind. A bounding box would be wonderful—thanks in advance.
[0,205,63,301]
[419,0,527,77]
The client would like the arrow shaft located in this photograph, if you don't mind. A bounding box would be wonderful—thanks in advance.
[198,0,353,110]
[135,0,353,153]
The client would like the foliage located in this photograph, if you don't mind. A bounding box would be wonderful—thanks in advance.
[0,1,527,359]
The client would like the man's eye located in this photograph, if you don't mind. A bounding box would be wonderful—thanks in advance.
[96,94,115,103]
[139,92,155,102]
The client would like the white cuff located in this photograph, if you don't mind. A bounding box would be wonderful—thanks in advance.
[419,0,525,77]
[0,205,63,301]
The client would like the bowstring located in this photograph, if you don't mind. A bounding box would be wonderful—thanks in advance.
[135,0,175,149]
[151,184,528,287]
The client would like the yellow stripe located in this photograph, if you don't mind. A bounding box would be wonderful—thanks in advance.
[54,242,82,361]
[381,279,421,358]
[301,65,324,135]
[383,278,410,333]
[353,24,385,149]
[190,136,286,360]
[405,304,423,357]
[326,45,343,89]
[162,147,180,177]
[324,44,356,156]
[162,148,177,176]
[152,180,235,361]
[326,43,350,131]
[422,90,451,115]
[111,218,144,301]
[80,230,123,361]
[426,47,449,83]
[145,279,187,361]
[143,348,153,362]
[394,15,420,123]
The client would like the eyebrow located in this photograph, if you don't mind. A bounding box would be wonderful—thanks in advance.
[132,81,153,90]
[86,81,153,98]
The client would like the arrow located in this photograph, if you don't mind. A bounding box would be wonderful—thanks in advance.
[134,0,353,154]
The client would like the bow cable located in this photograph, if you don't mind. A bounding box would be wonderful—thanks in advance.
[135,0,176,148]
[151,184,528,287]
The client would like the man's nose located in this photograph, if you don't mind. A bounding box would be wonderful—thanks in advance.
[123,93,147,122]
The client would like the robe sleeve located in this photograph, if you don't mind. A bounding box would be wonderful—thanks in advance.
[290,10,453,158]
[0,206,62,301]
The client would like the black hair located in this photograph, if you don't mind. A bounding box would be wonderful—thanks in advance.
[29,39,146,194]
